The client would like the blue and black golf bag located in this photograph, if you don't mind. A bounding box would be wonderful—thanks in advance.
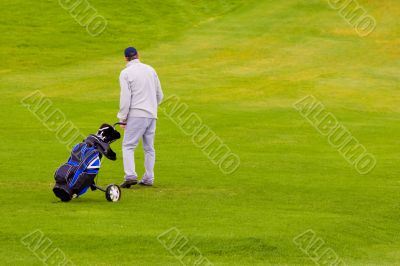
[53,124,121,202]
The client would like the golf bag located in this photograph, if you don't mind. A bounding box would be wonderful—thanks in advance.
[53,124,120,202]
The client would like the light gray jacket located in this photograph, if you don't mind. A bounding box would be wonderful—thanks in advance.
[117,59,164,121]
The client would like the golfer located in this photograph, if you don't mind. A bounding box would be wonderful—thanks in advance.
[118,47,164,188]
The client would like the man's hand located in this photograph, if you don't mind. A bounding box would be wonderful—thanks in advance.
[119,121,126,129]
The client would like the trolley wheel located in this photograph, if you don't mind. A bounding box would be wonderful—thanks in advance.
[105,184,121,202]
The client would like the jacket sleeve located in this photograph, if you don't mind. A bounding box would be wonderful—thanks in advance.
[154,71,164,105]
[117,71,131,121]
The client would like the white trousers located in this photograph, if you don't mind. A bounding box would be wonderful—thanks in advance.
[122,117,156,184]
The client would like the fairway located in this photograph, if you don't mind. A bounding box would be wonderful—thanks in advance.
[1,0,400,265]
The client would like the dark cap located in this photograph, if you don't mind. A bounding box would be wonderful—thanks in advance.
[124,47,138,57]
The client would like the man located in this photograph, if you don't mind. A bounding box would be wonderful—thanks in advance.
[118,47,164,188]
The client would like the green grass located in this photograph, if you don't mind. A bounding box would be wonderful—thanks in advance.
[1,0,400,265]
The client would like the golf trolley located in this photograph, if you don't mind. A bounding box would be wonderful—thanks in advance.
[53,122,127,203]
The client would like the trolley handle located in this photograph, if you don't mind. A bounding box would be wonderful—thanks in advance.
[113,122,127,128]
